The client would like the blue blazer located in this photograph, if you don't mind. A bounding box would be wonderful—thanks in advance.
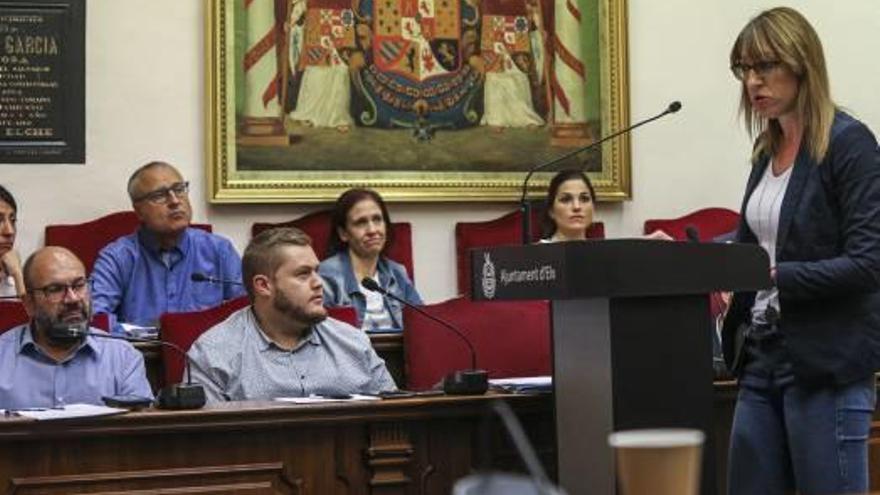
[722,112,880,385]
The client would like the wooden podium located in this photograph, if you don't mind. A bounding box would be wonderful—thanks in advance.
[470,239,770,495]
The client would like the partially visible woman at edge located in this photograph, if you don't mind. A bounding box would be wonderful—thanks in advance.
[319,188,423,332]
[722,7,880,495]
[0,185,24,299]
[539,169,670,242]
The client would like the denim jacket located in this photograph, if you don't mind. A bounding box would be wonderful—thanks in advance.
[318,251,423,332]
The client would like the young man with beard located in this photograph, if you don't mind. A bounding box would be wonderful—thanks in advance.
[0,247,152,409]
[91,161,245,332]
[187,228,397,403]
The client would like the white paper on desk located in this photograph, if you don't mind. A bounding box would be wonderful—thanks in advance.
[274,394,381,404]
[16,404,127,421]
[489,376,552,392]
[121,323,158,339]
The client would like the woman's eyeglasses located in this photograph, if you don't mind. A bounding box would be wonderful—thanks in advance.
[730,60,783,81]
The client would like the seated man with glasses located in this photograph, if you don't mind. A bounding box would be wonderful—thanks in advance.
[0,247,152,409]
[92,161,245,333]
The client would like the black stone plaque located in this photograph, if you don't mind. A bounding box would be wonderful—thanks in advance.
[0,0,84,163]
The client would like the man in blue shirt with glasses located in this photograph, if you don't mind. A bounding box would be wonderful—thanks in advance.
[0,247,152,409]
[91,161,245,333]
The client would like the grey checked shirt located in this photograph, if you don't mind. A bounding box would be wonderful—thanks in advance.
[187,307,397,403]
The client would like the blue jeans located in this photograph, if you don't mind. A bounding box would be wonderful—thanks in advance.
[728,330,876,495]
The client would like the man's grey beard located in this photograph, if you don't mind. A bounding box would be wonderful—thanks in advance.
[36,303,90,346]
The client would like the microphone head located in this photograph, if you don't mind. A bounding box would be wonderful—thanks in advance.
[360,277,382,292]
[685,225,700,243]
[47,320,88,342]
[668,101,682,113]
[191,273,209,282]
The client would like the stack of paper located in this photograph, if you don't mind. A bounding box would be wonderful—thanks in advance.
[488,376,553,393]
[275,394,381,404]
[9,404,127,420]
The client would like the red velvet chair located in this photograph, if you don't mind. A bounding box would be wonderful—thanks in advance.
[159,298,358,385]
[0,300,28,334]
[455,210,605,295]
[642,207,739,242]
[159,296,250,386]
[45,211,212,273]
[252,210,415,280]
[403,297,551,391]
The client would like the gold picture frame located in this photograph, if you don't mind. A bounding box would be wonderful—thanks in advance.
[206,0,630,203]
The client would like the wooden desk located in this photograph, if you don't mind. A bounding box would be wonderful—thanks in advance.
[120,344,880,495]
[0,393,554,495]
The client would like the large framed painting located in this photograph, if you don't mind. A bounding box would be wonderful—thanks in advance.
[206,0,630,202]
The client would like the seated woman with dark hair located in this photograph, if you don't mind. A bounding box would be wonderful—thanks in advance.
[540,169,671,242]
[318,188,422,332]
[0,184,24,298]
[539,169,597,242]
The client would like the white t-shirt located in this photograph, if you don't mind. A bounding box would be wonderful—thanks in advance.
[745,161,793,325]
[358,275,393,331]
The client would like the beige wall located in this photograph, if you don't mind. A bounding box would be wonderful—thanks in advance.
[1,0,878,302]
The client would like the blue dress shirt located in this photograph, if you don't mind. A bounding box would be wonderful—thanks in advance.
[0,325,153,409]
[91,227,245,332]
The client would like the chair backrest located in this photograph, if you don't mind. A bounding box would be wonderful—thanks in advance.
[642,207,739,242]
[45,211,213,273]
[455,210,605,295]
[404,297,551,391]
[158,299,359,385]
[251,210,415,280]
[327,306,358,327]
[158,296,250,385]
[0,300,28,334]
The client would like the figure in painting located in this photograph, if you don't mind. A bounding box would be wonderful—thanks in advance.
[286,0,356,132]
[478,0,546,130]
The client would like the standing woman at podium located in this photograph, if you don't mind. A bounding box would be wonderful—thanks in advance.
[722,7,880,495]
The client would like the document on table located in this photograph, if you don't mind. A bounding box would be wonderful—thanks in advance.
[489,375,553,393]
[4,404,127,420]
[121,323,158,339]
[274,394,381,404]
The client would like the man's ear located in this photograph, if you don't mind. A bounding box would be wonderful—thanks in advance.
[132,202,147,223]
[22,292,36,319]
[252,274,272,297]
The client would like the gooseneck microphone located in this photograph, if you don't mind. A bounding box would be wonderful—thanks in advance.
[519,100,683,244]
[360,277,489,395]
[50,323,207,410]
[191,273,244,286]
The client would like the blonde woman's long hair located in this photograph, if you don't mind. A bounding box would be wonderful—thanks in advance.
[730,7,836,162]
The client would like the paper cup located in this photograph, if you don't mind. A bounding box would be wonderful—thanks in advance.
[608,429,704,495]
